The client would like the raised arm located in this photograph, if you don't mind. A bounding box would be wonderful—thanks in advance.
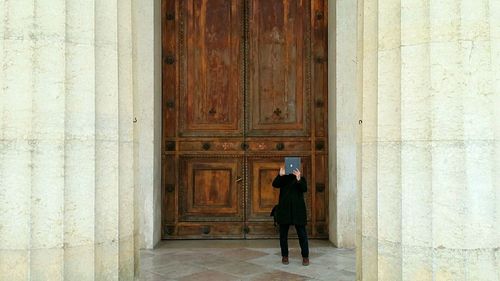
[272,167,286,188]
[272,174,284,188]
[296,177,307,192]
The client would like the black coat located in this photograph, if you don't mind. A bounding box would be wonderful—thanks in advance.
[272,174,307,225]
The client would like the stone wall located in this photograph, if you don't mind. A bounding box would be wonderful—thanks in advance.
[0,1,136,280]
[357,0,499,279]
[333,0,360,249]
[133,0,163,251]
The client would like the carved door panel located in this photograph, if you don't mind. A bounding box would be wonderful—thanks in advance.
[177,157,245,238]
[243,0,328,238]
[247,0,308,136]
[245,157,312,238]
[244,0,310,237]
[162,0,328,239]
[178,0,244,137]
[162,0,246,239]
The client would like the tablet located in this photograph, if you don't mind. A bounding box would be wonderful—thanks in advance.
[284,157,301,175]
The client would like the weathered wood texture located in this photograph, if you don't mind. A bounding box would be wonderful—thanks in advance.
[162,0,328,239]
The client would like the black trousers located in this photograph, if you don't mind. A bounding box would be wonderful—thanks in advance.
[279,224,309,258]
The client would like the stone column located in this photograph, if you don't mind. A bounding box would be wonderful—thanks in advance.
[0,0,135,280]
[332,0,359,249]
[358,0,499,280]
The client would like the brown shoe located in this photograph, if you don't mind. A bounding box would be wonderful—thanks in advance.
[302,257,310,266]
[282,256,289,265]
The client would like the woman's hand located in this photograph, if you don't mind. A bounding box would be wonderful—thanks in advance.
[279,167,285,176]
[292,168,301,181]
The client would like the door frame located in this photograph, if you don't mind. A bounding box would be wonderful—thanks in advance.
[160,0,329,240]
[135,0,360,249]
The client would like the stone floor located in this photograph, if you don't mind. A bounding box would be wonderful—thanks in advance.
[140,240,355,281]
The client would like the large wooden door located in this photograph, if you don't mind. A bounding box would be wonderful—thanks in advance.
[162,0,328,239]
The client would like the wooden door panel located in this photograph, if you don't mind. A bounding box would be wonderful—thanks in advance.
[245,156,313,237]
[162,0,328,239]
[162,0,177,139]
[314,155,327,222]
[245,223,313,239]
[162,155,177,225]
[176,222,244,238]
[247,157,311,221]
[245,138,311,153]
[312,0,328,137]
[247,159,281,221]
[179,157,243,221]
[178,139,246,153]
[179,0,244,136]
[247,0,310,136]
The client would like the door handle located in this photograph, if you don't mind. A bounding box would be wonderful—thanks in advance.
[235,177,243,183]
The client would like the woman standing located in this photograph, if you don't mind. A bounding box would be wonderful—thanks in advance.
[272,166,309,266]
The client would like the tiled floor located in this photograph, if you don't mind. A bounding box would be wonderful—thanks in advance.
[140,240,355,281]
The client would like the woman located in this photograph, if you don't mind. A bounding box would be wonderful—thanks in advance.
[272,166,309,266]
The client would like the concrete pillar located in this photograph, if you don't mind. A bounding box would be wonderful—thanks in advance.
[358,0,500,280]
[0,0,135,280]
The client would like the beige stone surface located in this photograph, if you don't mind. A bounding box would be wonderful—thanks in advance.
[140,240,355,281]
[133,0,163,250]
[358,0,499,280]
[334,0,358,249]
[358,0,379,279]
[0,0,136,280]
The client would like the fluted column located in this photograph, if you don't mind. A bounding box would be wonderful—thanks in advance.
[358,0,499,280]
[0,0,135,280]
